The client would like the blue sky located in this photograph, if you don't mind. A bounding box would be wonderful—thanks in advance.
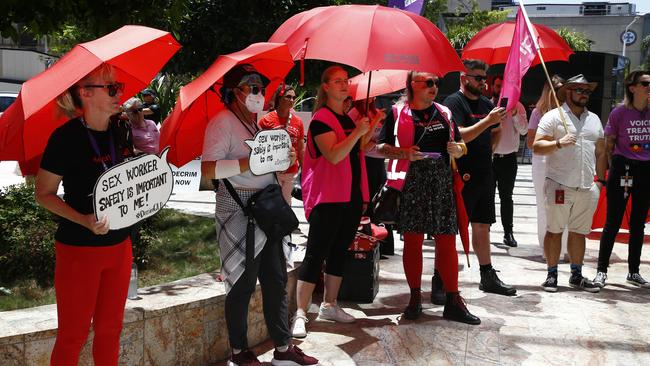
[516,0,650,14]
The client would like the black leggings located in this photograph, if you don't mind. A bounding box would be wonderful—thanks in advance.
[299,198,363,283]
[597,156,650,274]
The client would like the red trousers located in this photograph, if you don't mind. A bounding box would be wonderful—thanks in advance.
[403,233,458,292]
[50,238,132,366]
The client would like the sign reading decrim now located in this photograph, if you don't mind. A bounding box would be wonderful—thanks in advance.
[245,129,291,176]
[93,148,174,230]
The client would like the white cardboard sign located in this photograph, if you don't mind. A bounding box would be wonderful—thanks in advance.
[245,129,291,176]
[171,157,201,192]
[93,148,174,230]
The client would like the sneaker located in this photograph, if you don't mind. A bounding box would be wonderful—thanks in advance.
[290,314,308,338]
[272,344,319,366]
[627,273,650,289]
[569,273,600,293]
[479,268,517,296]
[403,302,422,320]
[593,272,607,288]
[228,349,262,366]
[430,271,446,305]
[318,303,355,323]
[541,274,558,292]
[503,232,518,248]
[443,292,481,325]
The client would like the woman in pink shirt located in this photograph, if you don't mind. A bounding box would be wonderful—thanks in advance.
[123,97,159,155]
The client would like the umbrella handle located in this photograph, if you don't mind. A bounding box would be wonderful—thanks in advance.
[466,253,471,268]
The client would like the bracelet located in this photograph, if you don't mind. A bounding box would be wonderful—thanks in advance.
[215,159,241,178]
[556,139,562,149]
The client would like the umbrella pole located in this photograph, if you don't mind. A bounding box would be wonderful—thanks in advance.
[364,71,373,116]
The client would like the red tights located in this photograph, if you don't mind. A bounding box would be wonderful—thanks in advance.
[50,239,132,366]
[402,233,458,293]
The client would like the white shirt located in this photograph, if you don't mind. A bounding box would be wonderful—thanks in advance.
[493,101,528,155]
[202,109,274,189]
[537,103,604,189]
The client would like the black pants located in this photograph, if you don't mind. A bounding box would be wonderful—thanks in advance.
[597,156,650,274]
[299,197,363,283]
[492,152,518,233]
[225,236,291,349]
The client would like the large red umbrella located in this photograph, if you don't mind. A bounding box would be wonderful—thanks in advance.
[159,43,294,168]
[269,4,463,76]
[348,70,408,101]
[461,21,573,66]
[0,25,180,175]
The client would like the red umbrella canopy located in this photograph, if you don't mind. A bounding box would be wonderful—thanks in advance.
[269,4,463,75]
[348,70,408,101]
[159,43,294,168]
[461,21,573,66]
[0,25,180,175]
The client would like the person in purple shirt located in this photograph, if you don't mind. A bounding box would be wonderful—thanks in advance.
[594,70,650,289]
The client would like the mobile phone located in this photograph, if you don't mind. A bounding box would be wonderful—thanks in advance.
[499,97,509,109]
[421,152,441,159]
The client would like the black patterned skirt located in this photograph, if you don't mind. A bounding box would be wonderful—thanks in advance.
[397,158,457,235]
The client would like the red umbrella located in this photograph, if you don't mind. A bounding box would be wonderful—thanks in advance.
[269,4,463,76]
[159,43,294,168]
[461,21,573,66]
[348,70,408,101]
[0,25,180,175]
[451,159,470,265]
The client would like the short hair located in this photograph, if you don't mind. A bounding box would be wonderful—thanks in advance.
[123,97,143,111]
[462,59,488,73]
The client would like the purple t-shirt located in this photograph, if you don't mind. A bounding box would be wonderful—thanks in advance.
[604,106,650,161]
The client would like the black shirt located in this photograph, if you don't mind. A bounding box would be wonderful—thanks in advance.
[309,106,361,200]
[378,103,462,162]
[443,91,496,176]
[143,102,161,125]
[40,118,135,246]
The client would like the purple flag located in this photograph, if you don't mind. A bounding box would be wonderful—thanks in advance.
[388,0,425,15]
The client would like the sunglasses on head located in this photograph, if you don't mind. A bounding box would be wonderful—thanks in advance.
[414,78,440,88]
[83,82,125,97]
[465,74,487,82]
[637,81,650,87]
[571,88,592,96]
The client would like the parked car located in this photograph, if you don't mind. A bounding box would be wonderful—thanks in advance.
[0,92,18,116]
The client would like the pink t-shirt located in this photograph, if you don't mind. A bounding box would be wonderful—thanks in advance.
[604,105,650,161]
[132,119,160,154]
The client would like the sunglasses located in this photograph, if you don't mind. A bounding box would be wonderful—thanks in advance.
[571,88,592,96]
[128,107,144,114]
[240,84,265,95]
[637,81,650,87]
[83,82,125,97]
[413,78,440,88]
[465,74,487,83]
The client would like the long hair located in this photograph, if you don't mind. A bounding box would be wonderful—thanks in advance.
[623,70,650,108]
[314,65,346,111]
[272,83,296,112]
[55,63,116,118]
[535,74,566,115]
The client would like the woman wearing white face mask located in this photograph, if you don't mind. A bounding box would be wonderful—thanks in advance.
[200,64,317,366]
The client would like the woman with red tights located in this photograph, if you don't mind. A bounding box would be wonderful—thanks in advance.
[35,64,135,365]
[377,71,480,324]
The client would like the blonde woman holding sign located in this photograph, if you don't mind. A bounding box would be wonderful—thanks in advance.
[35,64,135,365]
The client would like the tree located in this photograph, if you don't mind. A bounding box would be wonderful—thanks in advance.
[445,3,508,51]
[556,27,592,52]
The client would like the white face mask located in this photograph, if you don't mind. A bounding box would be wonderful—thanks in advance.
[244,92,265,114]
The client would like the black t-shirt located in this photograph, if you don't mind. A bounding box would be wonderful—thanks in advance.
[309,106,361,200]
[378,103,462,162]
[40,118,135,246]
[144,102,161,125]
[443,91,495,176]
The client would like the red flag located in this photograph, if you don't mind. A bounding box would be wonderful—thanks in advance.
[499,5,538,112]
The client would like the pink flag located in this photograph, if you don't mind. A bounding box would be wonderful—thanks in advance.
[499,6,538,112]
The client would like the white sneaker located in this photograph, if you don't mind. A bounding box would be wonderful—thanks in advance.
[593,272,607,288]
[318,303,355,323]
[291,314,308,338]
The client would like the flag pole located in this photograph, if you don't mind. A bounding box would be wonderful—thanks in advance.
[519,2,569,134]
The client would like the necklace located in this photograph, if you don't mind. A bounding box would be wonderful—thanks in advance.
[81,117,116,172]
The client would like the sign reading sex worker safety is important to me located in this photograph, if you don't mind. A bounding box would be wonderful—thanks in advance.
[93,148,174,230]
[245,129,291,176]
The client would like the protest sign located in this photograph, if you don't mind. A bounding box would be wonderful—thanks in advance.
[94,148,174,230]
[245,129,291,176]
[171,157,201,193]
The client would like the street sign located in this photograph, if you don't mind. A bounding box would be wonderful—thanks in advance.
[621,30,637,46]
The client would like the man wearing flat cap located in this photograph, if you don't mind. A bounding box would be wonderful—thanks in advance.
[533,74,607,293]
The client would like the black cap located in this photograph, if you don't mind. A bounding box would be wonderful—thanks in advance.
[141,88,156,96]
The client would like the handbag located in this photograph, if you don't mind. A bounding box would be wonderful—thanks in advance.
[371,183,401,225]
[221,179,299,240]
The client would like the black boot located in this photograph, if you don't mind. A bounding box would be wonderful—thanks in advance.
[403,288,423,320]
[479,267,517,296]
[443,292,481,325]
[430,270,446,305]
[503,232,518,247]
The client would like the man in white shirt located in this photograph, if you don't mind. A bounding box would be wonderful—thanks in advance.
[491,76,528,247]
[533,74,607,293]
